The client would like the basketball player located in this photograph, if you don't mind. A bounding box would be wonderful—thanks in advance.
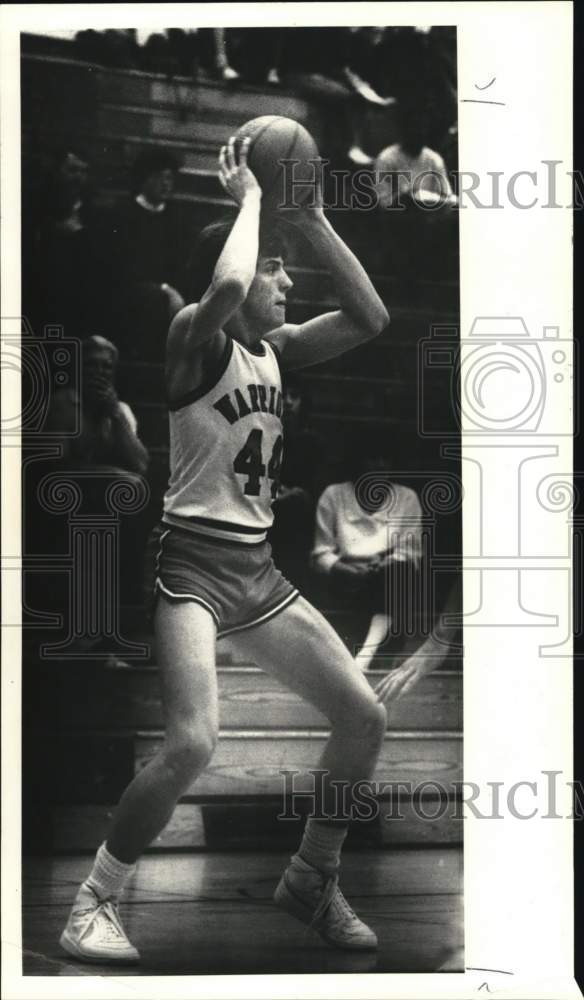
[60,136,390,963]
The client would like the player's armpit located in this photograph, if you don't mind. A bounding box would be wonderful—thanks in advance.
[266,311,386,371]
[169,280,246,360]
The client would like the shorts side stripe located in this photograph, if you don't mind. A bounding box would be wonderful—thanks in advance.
[154,529,171,578]
[154,578,221,627]
[217,589,300,639]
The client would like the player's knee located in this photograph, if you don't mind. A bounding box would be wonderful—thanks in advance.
[353,696,387,743]
[164,724,218,782]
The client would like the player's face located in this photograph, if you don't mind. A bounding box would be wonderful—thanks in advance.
[243,256,293,335]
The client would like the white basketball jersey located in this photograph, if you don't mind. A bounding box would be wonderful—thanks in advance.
[163,337,284,543]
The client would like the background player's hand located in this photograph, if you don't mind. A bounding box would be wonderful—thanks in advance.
[218,136,261,206]
[374,634,448,706]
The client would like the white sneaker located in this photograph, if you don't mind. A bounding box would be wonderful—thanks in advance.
[274,858,378,950]
[59,883,140,964]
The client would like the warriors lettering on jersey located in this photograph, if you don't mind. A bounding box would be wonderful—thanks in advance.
[213,383,283,425]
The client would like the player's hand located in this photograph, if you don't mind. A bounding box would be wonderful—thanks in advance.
[374,635,447,706]
[218,136,262,206]
[282,157,325,226]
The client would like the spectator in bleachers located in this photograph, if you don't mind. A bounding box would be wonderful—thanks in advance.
[43,335,150,614]
[279,27,394,166]
[375,112,457,211]
[46,335,149,475]
[139,32,174,75]
[166,28,200,78]
[74,29,140,69]
[311,437,423,669]
[22,148,110,336]
[111,149,186,359]
[374,107,458,279]
[269,374,324,592]
[212,28,241,83]
[228,29,285,86]
[378,27,457,151]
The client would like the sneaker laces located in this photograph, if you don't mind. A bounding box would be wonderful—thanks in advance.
[308,874,358,930]
[79,896,127,943]
[328,887,360,928]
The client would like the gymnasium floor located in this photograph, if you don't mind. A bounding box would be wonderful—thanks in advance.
[21,848,464,976]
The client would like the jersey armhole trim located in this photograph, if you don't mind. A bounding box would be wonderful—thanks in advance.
[168,337,234,411]
[265,338,283,374]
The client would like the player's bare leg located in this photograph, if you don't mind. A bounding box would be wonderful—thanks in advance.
[60,599,219,963]
[107,599,219,860]
[233,595,387,949]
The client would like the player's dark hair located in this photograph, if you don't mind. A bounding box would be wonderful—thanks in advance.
[186,214,290,303]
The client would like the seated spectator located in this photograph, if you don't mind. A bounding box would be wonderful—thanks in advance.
[190,28,241,83]
[311,438,423,669]
[212,28,241,82]
[269,374,324,592]
[378,27,457,151]
[46,335,149,475]
[74,29,140,69]
[279,27,393,167]
[228,29,285,86]
[166,28,199,78]
[374,110,458,279]
[22,148,110,336]
[44,335,150,612]
[375,117,457,210]
[111,150,186,359]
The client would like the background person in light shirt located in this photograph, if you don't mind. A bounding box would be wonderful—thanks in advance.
[311,438,423,670]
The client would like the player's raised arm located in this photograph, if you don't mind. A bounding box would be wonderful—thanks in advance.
[168,137,262,362]
[266,196,389,370]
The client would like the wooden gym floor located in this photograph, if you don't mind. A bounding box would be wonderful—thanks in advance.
[21,848,463,976]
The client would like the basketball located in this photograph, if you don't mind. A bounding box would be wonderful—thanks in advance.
[234,116,320,210]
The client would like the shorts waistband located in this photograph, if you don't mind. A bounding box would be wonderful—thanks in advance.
[161,515,268,548]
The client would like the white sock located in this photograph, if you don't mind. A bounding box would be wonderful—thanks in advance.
[85,842,136,902]
[294,818,348,876]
